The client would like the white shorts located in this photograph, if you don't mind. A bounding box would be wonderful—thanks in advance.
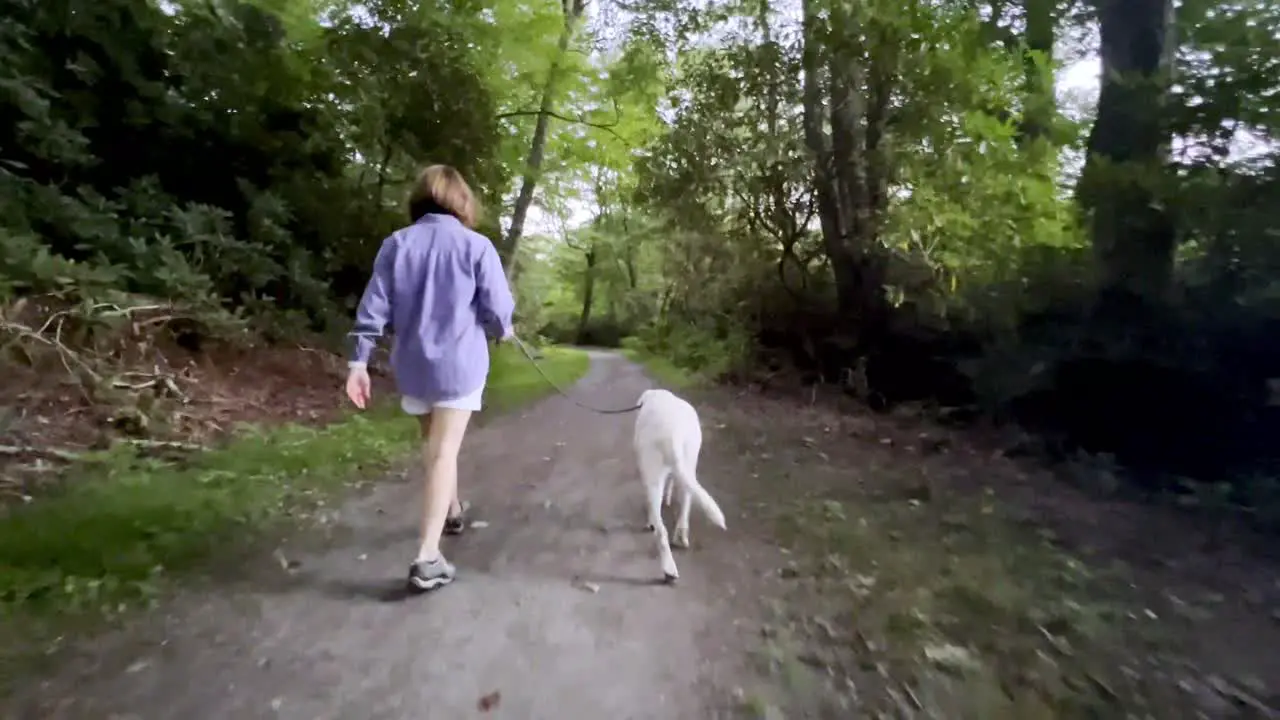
[400,385,484,415]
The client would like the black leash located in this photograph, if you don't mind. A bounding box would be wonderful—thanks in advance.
[511,336,644,415]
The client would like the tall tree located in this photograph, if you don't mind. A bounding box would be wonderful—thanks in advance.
[1078,0,1177,306]
[801,0,892,336]
[501,0,590,276]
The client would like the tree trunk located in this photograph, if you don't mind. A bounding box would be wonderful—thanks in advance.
[1079,0,1177,305]
[1018,0,1056,154]
[501,0,588,278]
[622,214,638,290]
[801,0,890,338]
[624,249,637,290]
[801,0,853,315]
[374,140,394,210]
[575,243,597,344]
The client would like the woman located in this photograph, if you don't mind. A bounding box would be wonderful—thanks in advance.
[344,164,515,593]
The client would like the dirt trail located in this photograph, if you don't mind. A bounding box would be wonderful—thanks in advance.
[9,352,770,720]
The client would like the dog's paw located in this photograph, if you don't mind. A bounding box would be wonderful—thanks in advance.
[660,553,680,581]
[671,526,690,549]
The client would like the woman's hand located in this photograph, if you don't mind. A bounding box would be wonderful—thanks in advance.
[345,366,372,409]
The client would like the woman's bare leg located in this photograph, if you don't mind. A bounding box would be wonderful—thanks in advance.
[415,408,472,562]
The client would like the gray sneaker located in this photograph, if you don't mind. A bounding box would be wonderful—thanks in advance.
[407,556,456,592]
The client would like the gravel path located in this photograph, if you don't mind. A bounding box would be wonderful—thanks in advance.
[9,351,766,720]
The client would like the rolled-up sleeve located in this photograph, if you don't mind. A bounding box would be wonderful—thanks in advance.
[474,240,515,339]
[348,238,395,365]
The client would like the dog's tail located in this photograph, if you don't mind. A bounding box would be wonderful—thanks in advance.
[670,443,726,529]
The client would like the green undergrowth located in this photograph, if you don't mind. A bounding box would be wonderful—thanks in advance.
[617,326,750,390]
[0,344,589,632]
[763,486,1170,718]
[620,346,702,389]
[488,342,592,405]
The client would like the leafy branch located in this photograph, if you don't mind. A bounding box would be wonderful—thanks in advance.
[497,98,627,141]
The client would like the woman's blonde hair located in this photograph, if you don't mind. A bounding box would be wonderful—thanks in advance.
[407,164,479,228]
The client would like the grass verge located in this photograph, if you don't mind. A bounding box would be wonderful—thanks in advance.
[0,344,588,628]
[619,347,701,389]
[487,343,592,409]
[761,484,1175,718]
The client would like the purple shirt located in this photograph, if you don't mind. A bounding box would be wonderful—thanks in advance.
[347,213,515,403]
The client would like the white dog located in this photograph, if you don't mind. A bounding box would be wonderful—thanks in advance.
[633,389,727,582]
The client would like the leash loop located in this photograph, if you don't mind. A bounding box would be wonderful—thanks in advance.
[509,336,644,415]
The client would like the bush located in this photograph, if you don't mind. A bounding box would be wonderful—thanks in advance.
[0,0,506,334]
[628,321,752,381]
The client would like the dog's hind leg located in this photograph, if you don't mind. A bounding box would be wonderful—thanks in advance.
[662,473,674,507]
[639,442,668,531]
[643,471,670,532]
[644,473,665,533]
[672,484,692,549]
[645,472,679,581]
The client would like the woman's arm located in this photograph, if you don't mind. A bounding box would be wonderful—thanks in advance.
[474,240,515,340]
[348,238,396,368]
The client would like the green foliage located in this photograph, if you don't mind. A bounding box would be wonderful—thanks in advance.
[621,335,717,389]
[0,0,507,328]
[625,318,753,381]
[484,343,592,404]
[614,0,1092,376]
[873,8,1088,331]
[525,214,666,346]
[493,0,1280,524]
[1165,0,1280,315]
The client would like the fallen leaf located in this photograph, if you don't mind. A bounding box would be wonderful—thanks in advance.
[272,549,301,572]
[478,690,501,712]
[924,643,981,672]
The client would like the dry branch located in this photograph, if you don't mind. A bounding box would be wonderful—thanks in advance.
[111,372,189,402]
[0,444,83,462]
[125,438,204,453]
[0,301,213,474]
[0,318,103,384]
